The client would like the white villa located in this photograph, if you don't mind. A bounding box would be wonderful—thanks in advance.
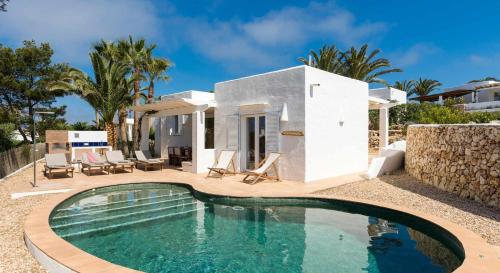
[411,80,500,112]
[132,65,406,182]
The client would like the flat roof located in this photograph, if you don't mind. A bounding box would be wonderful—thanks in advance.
[129,98,216,112]
[410,89,473,102]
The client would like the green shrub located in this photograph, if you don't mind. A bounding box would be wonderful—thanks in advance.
[381,101,499,131]
[0,123,16,152]
[416,103,467,124]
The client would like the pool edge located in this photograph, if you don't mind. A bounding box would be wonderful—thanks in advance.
[24,180,500,273]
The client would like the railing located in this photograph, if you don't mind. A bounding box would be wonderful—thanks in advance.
[457,101,500,112]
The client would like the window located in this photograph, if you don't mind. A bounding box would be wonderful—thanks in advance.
[494,92,500,101]
[171,115,182,135]
[205,116,214,149]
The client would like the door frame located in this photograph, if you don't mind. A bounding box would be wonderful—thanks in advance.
[240,113,266,171]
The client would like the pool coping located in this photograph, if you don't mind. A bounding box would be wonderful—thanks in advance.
[24,180,500,273]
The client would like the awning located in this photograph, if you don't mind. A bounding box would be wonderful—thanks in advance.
[239,103,271,114]
[369,96,392,109]
[129,98,216,117]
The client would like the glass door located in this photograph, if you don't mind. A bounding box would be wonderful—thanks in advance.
[245,115,266,170]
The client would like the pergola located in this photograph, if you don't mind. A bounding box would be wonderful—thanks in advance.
[130,97,216,173]
[368,87,407,149]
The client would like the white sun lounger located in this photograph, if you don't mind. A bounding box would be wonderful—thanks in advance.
[242,152,281,184]
[207,150,236,178]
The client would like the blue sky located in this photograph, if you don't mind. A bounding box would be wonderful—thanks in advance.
[1,0,499,123]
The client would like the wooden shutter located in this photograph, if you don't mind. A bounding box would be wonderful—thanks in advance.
[265,112,280,153]
[225,115,239,150]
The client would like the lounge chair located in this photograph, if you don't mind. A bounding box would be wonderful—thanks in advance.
[105,150,134,173]
[81,152,110,176]
[242,153,281,184]
[44,153,74,179]
[135,150,164,171]
[207,150,236,178]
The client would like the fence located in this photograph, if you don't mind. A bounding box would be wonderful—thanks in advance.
[0,144,45,179]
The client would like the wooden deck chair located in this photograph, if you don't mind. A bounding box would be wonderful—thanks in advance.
[135,150,163,171]
[207,150,236,178]
[105,150,134,173]
[242,153,281,184]
[81,152,110,176]
[44,153,74,179]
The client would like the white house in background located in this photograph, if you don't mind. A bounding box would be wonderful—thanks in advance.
[411,80,500,112]
[132,66,406,182]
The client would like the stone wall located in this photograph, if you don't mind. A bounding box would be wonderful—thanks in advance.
[406,124,499,208]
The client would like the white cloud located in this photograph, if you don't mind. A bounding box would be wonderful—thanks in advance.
[0,0,162,64]
[0,1,389,71]
[173,2,388,70]
[390,43,439,67]
[469,54,500,67]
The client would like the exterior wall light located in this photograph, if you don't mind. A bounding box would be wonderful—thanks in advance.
[309,83,320,97]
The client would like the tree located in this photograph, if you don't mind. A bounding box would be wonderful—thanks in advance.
[0,41,68,144]
[298,45,344,74]
[49,52,132,149]
[468,77,498,83]
[143,55,171,104]
[117,36,150,150]
[70,121,93,131]
[93,40,132,155]
[0,0,9,12]
[392,80,415,94]
[412,78,442,101]
[342,44,402,84]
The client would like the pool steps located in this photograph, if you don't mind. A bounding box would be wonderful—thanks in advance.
[57,206,207,239]
[52,195,194,220]
[56,191,191,212]
[51,201,200,229]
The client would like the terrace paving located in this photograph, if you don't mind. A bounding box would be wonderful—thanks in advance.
[1,162,499,273]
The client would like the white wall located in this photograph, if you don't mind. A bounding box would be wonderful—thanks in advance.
[369,87,406,104]
[67,131,107,143]
[191,111,215,173]
[156,115,193,157]
[160,90,214,101]
[304,66,368,182]
[215,66,307,181]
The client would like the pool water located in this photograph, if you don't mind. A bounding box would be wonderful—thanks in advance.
[50,183,462,273]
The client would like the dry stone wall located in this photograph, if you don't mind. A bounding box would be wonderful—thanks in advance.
[406,124,499,208]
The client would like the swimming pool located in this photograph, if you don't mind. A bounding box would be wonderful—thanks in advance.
[49,183,463,273]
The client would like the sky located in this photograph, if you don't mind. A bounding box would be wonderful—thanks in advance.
[1,0,499,123]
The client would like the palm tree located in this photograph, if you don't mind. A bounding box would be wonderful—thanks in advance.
[49,52,131,149]
[143,55,171,104]
[342,44,402,84]
[412,78,442,101]
[392,80,415,94]
[93,40,133,155]
[117,36,150,150]
[298,45,344,74]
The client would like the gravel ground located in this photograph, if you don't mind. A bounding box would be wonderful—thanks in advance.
[316,170,500,246]
[0,165,49,273]
[0,165,498,273]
